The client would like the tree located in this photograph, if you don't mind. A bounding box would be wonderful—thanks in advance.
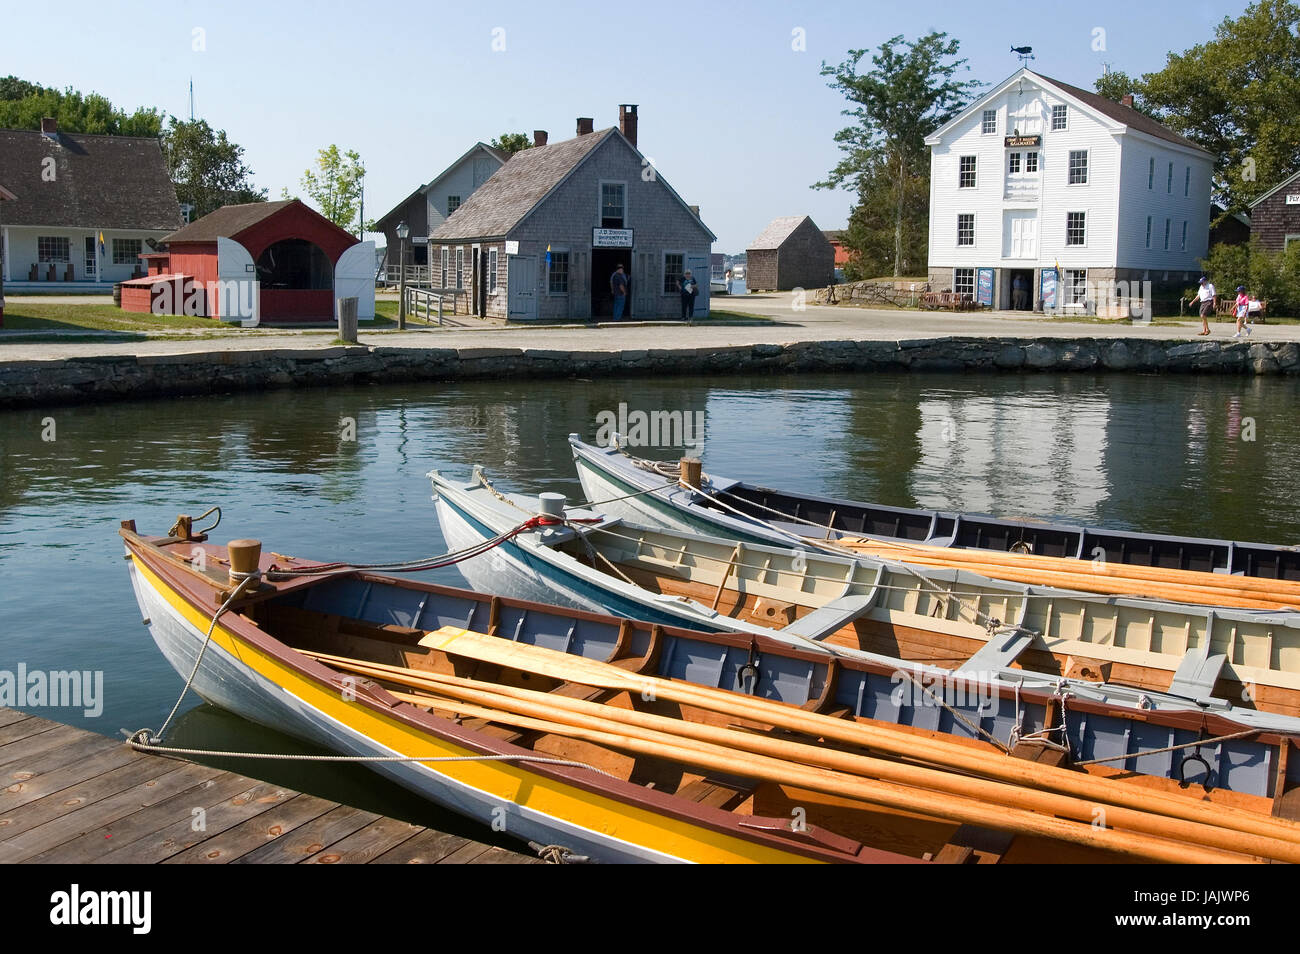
[1129,0,1300,212]
[490,132,532,154]
[1093,69,1156,117]
[0,76,160,135]
[294,145,366,234]
[161,117,266,218]
[816,34,982,276]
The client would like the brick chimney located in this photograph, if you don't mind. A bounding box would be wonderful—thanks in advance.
[1121,94,1134,108]
[576,117,594,136]
[533,130,548,147]
[40,117,58,138]
[619,104,638,148]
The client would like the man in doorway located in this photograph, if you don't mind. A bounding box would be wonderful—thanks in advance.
[610,264,628,320]
[1012,274,1028,310]
[680,270,699,320]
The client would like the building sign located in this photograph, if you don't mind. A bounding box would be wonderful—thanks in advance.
[593,228,634,248]
[504,240,519,255]
[1004,135,1041,148]
[1286,194,1300,205]
[977,267,994,307]
[1040,267,1058,310]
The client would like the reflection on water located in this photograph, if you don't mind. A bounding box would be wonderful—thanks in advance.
[2,370,1298,821]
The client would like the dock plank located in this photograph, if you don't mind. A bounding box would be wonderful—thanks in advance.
[1,742,147,813]
[0,715,61,748]
[0,724,118,776]
[370,827,474,864]
[0,709,36,729]
[160,793,341,864]
[300,815,426,864]
[233,804,380,865]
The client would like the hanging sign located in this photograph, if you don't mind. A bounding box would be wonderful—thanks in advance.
[504,240,519,255]
[1004,135,1041,147]
[593,228,634,248]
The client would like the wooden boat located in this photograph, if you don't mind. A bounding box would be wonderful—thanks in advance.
[568,436,1300,583]
[430,468,1300,723]
[120,519,1300,862]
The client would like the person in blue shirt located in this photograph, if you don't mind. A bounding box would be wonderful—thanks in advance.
[680,270,699,320]
[610,265,628,319]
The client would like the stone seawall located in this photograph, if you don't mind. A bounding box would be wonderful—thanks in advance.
[3,337,1298,410]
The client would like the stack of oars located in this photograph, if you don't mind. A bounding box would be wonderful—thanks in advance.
[834,536,1300,611]
[300,626,1300,865]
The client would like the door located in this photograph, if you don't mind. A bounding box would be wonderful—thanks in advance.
[686,253,710,317]
[1001,211,1038,259]
[216,236,258,324]
[508,255,537,320]
[334,241,377,319]
[84,236,97,279]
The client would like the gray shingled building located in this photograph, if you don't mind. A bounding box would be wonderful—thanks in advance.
[428,106,715,321]
[745,215,835,292]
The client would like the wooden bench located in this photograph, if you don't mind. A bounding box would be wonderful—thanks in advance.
[921,291,975,311]
[1215,298,1268,323]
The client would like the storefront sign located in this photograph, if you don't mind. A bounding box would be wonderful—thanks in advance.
[1040,267,1058,310]
[1286,194,1300,205]
[593,228,634,248]
[504,241,519,255]
[977,267,994,306]
[1004,135,1041,148]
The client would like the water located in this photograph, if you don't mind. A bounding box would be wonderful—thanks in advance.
[2,370,1298,829]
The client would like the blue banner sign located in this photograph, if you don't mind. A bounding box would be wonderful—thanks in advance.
[1040,268,1058,310]
[977,268,994,307]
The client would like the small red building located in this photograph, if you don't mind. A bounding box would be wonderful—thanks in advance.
[121,199,374,322]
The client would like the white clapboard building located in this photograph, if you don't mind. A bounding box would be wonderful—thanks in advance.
[924,69,1213,313]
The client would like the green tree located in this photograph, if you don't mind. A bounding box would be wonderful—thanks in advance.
[1130,0,1300,212]
[293,145,366,234]
[1093,69,1156,117]
[0,76,160,135]
[816,33,982,277]
[161,117,266,218]
[490,132,532,154]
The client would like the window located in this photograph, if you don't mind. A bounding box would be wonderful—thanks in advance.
[663,253,684,293]
[1148,158,1155,189]
[958,155,976,188]
[1184,167,1190,197]
[1167,162,1173,194]
[487,248,499,294]
[981,110,996,134]
[953,267,975,299]
[1145,216,1152,248]
[1067,150,1088,184]
[37,236,70,263]
[1025,151,1038,172]
[84,236,97,277]
[957,213,975,246]
[1066,212,1086,246]
[548,250,568,293]
[1164,218,1170,250]
[1051,105,1068,130]
[112,238,142,265]
[455,248,464,289]
[447,195,461,214]
[1286,234,1300,250]
[601,182,625,228]
[1181,220,1187,251]
[1064,268,1088,305]
[441,247,449,286]
[1007,152,1021,174]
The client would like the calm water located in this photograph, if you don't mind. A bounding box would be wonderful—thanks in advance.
[2,370,1298,829]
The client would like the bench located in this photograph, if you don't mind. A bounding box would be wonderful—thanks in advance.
[921,291,975,311]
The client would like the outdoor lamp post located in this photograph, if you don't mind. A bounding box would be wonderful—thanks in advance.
[396,221,409,330]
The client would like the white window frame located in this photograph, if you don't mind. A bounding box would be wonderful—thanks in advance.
[112,237,142,266]
[958,155,977,189]
[1066,211,1087,247]
[956,213,975,247]
[1025,151,1038,173]
[1007,152,1021,174]
[38,235,71,263]
[981,110,996,134]
[662,250,685,294]
[599,179,627,229]
[487,247,500,295]
[1063,268,1088,306]
[441,247,449,287]
[447,195,461,214]
[546,246,569,295]
[1067,150,1088,185]
[455,247,464,290]
[1051,104,1068,131]
[953,267,975,299]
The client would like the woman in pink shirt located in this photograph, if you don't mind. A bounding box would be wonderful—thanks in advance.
[1233,285,1252,338]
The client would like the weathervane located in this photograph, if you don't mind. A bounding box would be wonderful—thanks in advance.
[1011,46,1035,66]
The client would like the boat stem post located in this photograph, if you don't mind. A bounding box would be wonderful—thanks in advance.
[679,457,702,491]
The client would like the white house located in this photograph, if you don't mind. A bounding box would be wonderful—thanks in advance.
[924,69,1213,312]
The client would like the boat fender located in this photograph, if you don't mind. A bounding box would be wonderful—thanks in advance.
[1177,752,1216,793]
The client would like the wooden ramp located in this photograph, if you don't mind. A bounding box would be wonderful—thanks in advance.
[0,707,540,865]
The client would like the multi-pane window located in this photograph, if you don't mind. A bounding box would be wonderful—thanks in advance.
[1051,105,1068,130]
[37,236,70,263]
[1067,150,1088,184]
[953,268,975,300]
[1064,268,1088,305]
[1145,216,1152,248]
[1181,220,1188,251]
[663,253,684,293]
[112,238,142,265]
[84,236,97,276]
[441,247,449,286]
[1066,211,1086,246]
[455,248,464,289]
[447,195,461,214]
[1025,151,1039,172]
[1148,158,1155,189]
[1164,218,1171,250]
[957,213,975,246]
[1184,167,1190,197]
[958,155,976,188]
[548,251,568,293]
[601,182,625,228]
[981,110,996,134]
[487,248,499,294]
[1007,152,1021,174]
[1167,162,1173,193]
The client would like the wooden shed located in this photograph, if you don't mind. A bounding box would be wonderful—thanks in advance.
[745,215,834,291]
[1248,171,1300,253]
[121,199,374,323]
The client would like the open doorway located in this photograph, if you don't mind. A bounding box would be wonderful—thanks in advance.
[591,248,631,319]
[1007,268,1034,310]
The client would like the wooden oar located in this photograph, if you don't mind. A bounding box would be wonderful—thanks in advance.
[308,650,1300,864]
[409,626,1300,845]
[374,681,1257,864]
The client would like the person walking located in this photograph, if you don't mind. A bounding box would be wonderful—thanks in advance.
[610,264,628,320]
[1233,285,1253,338]
[724,268,733,295]
[680,270,699,320]
[1189,276,1216,336]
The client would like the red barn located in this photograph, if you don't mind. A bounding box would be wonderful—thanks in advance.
[121,199,374,323]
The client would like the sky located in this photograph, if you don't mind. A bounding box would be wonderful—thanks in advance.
[0,0,1253,252]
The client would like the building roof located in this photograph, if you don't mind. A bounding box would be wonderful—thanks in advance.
[748,215,818,250]
[822,229,846,243]
[161,199,298,243]
[429,130,616,241]
[1248,169,1300,209]
[375,142,511,231]
[0,127,182,229]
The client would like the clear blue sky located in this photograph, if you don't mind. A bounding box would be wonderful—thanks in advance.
[1,0,1250,252]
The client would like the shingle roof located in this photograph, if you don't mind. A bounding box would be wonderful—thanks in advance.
[429,129,615,241]
[0,127,182,229]
[1032,73,1207,153]
[161,199,296,243]
[748,215,814,250]
[1248,169,1300,209]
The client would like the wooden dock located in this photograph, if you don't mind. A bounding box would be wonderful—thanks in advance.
[0,707,541,864]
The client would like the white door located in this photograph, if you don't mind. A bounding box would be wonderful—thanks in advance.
[216,236,259,324]
[1002,211,1038,259]
[686,253,710,317]
[507,255,537,320]
[334,241,377,319]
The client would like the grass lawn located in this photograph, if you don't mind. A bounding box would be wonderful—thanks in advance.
[1,301,218,332]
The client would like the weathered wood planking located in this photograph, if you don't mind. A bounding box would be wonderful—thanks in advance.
[0,707,540,864]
